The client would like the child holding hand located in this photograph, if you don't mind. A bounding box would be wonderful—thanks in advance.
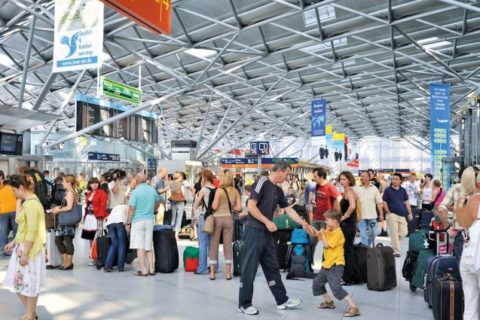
[312,209,360,317]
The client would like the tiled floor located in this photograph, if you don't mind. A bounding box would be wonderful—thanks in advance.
[0,233,434,320]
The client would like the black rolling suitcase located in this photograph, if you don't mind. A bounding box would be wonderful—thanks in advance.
[233,240,244,277]
[153,225,179,273]
[354,244,369,283]
[431,274,464,320]
[95,235,110,270]
[274,229,292,271]
[366,243,397,291]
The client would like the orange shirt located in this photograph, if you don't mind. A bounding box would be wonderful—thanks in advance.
[0,185,16,214]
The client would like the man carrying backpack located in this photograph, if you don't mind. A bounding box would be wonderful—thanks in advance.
[238,161,316,315]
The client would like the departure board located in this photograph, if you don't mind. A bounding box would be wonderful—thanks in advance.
[76,95,158,144]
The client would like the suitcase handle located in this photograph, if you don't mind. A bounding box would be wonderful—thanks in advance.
[376,243,384,248]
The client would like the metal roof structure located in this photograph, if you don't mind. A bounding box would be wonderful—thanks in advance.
[0,0,479,160]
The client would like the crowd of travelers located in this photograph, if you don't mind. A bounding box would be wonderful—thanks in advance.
[0,162,479,319]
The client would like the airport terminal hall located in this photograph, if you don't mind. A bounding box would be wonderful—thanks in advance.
[2,0,480,319]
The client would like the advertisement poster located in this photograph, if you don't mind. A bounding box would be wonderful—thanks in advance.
[429,83,450,179]
[311,99,326,137]
[53,0,104,73]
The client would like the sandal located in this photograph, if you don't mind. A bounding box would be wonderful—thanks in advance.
[133,271,148,277]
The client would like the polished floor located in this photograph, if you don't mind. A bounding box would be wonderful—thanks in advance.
[0,232,434,320]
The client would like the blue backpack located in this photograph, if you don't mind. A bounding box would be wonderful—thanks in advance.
[291,228,309,245]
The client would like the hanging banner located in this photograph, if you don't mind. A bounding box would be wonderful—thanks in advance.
[333,132,345,162]
[325,124,333,134]
[102,77,142,105]
[99,0,171,35]
[53,0,103,73]
[311,99,326,137]
[430,83,451,178]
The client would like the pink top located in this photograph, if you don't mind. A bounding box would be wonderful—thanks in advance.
[434,189,446,207]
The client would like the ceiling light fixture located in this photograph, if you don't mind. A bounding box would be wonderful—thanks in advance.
[0,53,15,67]
[184,48,217,59]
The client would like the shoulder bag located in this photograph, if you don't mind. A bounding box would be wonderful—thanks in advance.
[58,191,82,226]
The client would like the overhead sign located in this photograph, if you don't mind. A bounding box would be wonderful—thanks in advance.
[250,141,270,156]
[220,158,298,169]
[53,0,104,73]
[99,0,171,35]
[311,99,326,137]
[430,83,451,178]
[147,158,156,170]
[102,77,142,105]
[88,152,120,161]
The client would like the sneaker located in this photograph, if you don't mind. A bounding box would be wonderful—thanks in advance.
[277,298,302,310]
[318,300,335,309]
[344,306,360,317]
[88,261,96,267]
[238,306,259,315]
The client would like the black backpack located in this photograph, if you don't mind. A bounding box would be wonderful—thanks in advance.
[24,169,50,211]
[51,180,66,207]
[202,187,216,217]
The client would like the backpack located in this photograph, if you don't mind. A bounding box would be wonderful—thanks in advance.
[285,228,314,279]
[51,180,66,207]
[202,187,216,217]
[24,169,50,211]
[290,228,310,245]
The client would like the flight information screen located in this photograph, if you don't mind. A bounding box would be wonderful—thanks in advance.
[76,95,158,144]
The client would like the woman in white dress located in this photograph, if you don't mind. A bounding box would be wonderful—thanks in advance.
[455,166,480,320]
[3,174,46,320]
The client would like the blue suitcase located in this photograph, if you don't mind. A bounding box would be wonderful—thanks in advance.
[424,255,460,307]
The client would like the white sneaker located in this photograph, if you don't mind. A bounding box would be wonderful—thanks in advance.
[238,306,259,315]
[277,298,302,310]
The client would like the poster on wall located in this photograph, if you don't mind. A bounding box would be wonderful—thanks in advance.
[311,99,326,137]
[333,132,345,162]
[429,83,451,180]
[53,0,104,73]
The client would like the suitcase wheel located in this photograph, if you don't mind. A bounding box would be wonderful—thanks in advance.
[96,264,102,270]
[409,284,417,292]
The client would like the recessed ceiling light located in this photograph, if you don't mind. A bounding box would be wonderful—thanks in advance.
[184,48,217,59]
[0,54,14,67]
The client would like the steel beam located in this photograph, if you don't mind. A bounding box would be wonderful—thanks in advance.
[17,16,36,109]
[196,92,214,150]
[32,72,57,110]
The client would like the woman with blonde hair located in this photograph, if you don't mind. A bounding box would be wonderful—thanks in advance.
[209,170,242,280]
[51,174,79,270]
[3,174,46,320]
[456,166,480,320]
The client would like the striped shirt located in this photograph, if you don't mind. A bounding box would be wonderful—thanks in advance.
[356,184,383,220]
[439,183,462,229]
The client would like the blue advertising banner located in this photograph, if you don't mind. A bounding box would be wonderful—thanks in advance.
[311,99,326,137]
[429,83,450,179]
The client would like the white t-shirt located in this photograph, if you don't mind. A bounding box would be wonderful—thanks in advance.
[422,186,433,203]
[105,204,128,226]
[402,181,420,206]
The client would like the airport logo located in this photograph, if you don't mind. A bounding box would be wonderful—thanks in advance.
[60,32,80,58]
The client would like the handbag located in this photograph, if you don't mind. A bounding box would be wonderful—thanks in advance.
[202,215,215,235]
[58,204,82,226]
[355,198,362,222]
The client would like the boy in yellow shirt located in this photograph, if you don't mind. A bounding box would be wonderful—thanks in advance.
[312,209,360,317]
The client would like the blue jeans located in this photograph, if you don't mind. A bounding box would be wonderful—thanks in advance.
[0,212,17,256]
[105,223,127,270]
[358,219,377,248]
[196,214,210,273]
[171,201,185,232]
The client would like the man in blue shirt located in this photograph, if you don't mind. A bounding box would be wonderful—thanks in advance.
[126,173,159,276]
[382,173,413,257]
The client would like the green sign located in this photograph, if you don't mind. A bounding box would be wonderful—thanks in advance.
[102,77,142,105]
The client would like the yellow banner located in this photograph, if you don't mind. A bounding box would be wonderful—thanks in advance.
[333,132,345,141]
[326,125,333,134]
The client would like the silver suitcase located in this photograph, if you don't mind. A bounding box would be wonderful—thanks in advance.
[46,230,62,268]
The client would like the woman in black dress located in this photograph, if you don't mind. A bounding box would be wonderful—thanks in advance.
[338,171,362,284]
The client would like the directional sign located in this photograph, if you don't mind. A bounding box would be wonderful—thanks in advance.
[88,152,120,161]
[102,77,142,105]
[250,141,270,156]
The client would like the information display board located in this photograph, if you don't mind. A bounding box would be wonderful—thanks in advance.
[76,95,158,144]
[0,132,23,156]
[88,152,120,161]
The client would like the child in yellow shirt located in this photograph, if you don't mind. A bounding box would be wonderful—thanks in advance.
[312,209,360,317]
